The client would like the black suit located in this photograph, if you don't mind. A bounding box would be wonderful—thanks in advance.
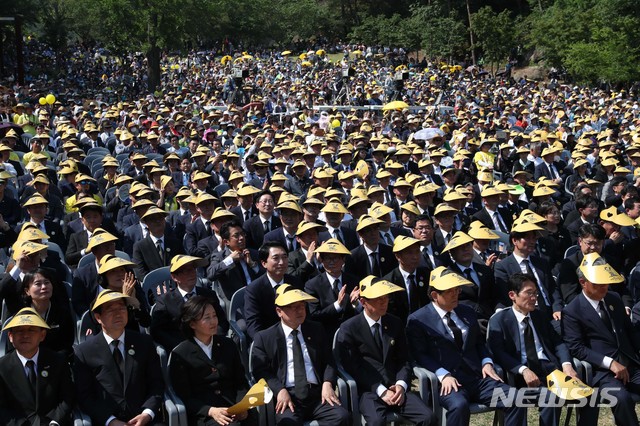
[64,229,89,266]
[382,267,431,324]
[251,320,350,425]
[243,273,301,340]
[304,272,359,337]
[318,226,360,251]
[264,227,298,253]
[562,292,640,426]
[132,233,184,280]
[230,205,258,225]
[184,218,212,256]
[71,261,99,316]
[150,286,229,351]
[287,248,322,284]
[338,312,434,426]
[0,347,75,426]
[170,336,254,426]
[73,330,164,425]
[448,262,496,319]
[471,207,512,233]
[243,215,282,250]
[167,209,190,236]
[207,247,261,301]
[195,234,220,259]
[344,244,397,281]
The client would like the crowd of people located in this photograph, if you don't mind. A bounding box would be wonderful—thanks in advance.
[0,41,640,426]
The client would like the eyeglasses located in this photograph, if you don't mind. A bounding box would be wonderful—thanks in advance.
[414,226,433,232]
[580,239,601,247]
[259,199,274,205]
[520,290,539,298]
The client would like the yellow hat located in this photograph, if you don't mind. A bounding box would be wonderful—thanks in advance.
[414,182,438,196]
[275,284,318,306]
[11,240,47,259]
[98,254,135,274]
[296,220,323,235]
[23,194,49,207]
[394,178,412,188]
[86,229,118,253]
[392,235,421,253]
[237,185,261,197]
[467,221,500,240]
[160,175,173,190]
[316,238,350,255]
[429,266,473,291]
[356,215,383,232]
[170,254,208,273]
[92,289,130,311]
[369,202,393,218]
[511,217,544,233]
[2,307,50,331]
[599,206,636,226]
[518,209,547,224]
[141,206,168,220]
[277,200,302,213]
[226,378,273,415]
[359,276,404,299]
[114,175,133,185]
[480,185,503,198]
[441,231,475,253]
[321,200,349,214]
[30,174,50,186]
[131,198,155,209]
[195,192,217,205]
[579,252,623,284]
[347,196,370,210]
[210,207,236,222]
[18,226,49,242]
[400,201,421,216]
[532,185,556,197]
[546,369,593,400]
[75,173,96,183]
[433,204,458,216]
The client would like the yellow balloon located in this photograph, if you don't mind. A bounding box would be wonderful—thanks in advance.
[46,94,56,105]
[331,119,341,128]
[39,97,47,106]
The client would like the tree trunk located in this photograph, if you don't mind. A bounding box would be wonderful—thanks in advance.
[146,11,160,92]
[466,0,476,65]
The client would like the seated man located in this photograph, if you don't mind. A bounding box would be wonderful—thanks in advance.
[0,307,75,425]
[73,290,165,426]
[406,267,526,426]
[251,284,350,426]
[488,273,579,426]
[562,253,640,426]
[338,276,434,426]
[150,255,228,351]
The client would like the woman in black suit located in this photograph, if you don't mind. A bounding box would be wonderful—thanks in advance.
[21,268,75,356]
[170,296,257,426]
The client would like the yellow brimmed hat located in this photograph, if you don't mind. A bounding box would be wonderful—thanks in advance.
[170,254,208,273]
[532,185,556,197]
[467,221,500,240]
[511,218,544,233]
[356,215,383,232]
[195,192,217,205]
[92,289,130,311]
[131,199,155,210]
[98,254,135,274]
[275,284,317,306]
[296,220,324,235]
[86,229,118,253]
[392,235,421,253]
[315,238,350,255]
[321,200,349,214]
[359,275,404,299]
[433,204,458,216]
[579,252,624,284]
[400,201,420,216]
[546,369,594,400]
[369,202,393,218]
[12,240,47,259]
[18,226,49,242]
[480,185,503,198]
[141,206,168,220]
[429,266,473,291]
[599,206,636,226]
[2,307,50,331]
[237,185,261,197]
[23,194,49,207]
[211,207,236,222]
[277,200,302,213]
[442,231,474,253]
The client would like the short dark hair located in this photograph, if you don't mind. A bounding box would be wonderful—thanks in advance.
[179,295,217,338]
[621,185,638,199]
[220,219,243,240]
[624,196,640,211]
[610,176,627,188]
[258,241,287,262]
[22,267,57,306]
[578,223,606,240]
[253,190,274,205]
[575,195,598,211]
[508,273,537,294]
[414,214,433,227]
[536,201,558,217]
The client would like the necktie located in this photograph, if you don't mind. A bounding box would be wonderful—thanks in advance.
[494,212,507,233]
[445,233,451,243]
[408,274,419,312]
[370,252,380,276]
[598,301,614,334]
[286,235,295,252]
[522,317,543,376]
[264,220,270,233]
[383,232,393,245]
[291,330,308,399]
[156,239,164,263]
[25,360,36,392]
[464,268,477,286]
[480,251,487,262]
[205,220,212,236]
[422,247,433,269]
[372,323,383,354]
[549,164,558,180]
[445,312,463,350]
[244,210,250,221]
[112,340,124,380]
[523,260,550,306]
[332,279,341,300]
[184,291,194,302]
[333,229,344,244]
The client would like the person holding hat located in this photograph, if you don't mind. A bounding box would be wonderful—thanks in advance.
[151,254,228,351]
[597,205,636,272]
[337,276,434,426]
[407,267,525,426]
[534,147,565,185]
[132,206,184,280]
[304,238,360,337]
[494,218,562,326]
[169,295,257,426]
[243,190,282,250]
[73,290,165,426]
[562,253,640,426]
[283,160,312,197]
[467,220,501,267]
[286,220,326,285]
[0,307,76,425]
[251,284,350,426]
[487,272,579,426]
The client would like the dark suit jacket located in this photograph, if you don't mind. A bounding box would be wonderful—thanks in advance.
[167,209,190,236]
[170,336,249,425]
[251,320,337,396]
[65,229,89,266]
[344,244,397,281]
[448,262,496,319]
[132,232,184,280]
[337,312,412,394]
[318,226,360,251]
[264,227,298,253]
[488,307,572,377]
[383,267,431,324]
[304,272,359,336]
[406,303,489,385]
[494,254,562,316]
[195,234,220,259]
[0,347,75,426]
[244,273,301,340]
[562,292,640,384]
[230,205,258,225]
[471,207,513,233]
[287,248,322,284]
[122,223,145,256]
[72,261,98,316]
[73,331,164,425]
[534,161,566,181]
[207,247,261,301]
[243,215,282,250]
[184,218,211,256]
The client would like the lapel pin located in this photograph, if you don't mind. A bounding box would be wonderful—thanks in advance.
[51,231,55,235]
[216,342,221,346]
[380,257,385,262]
[418,281,424,287]
[41,370,48,378]
[211,367,218,373]
[609,305,614,311]
[307,336,311,341]
[128,348,135,356]
[390,339,395,346]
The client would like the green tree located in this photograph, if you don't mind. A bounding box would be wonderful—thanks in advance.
[472,6,517,73]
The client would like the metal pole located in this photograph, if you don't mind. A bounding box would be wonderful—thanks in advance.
[15,16,24,86]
